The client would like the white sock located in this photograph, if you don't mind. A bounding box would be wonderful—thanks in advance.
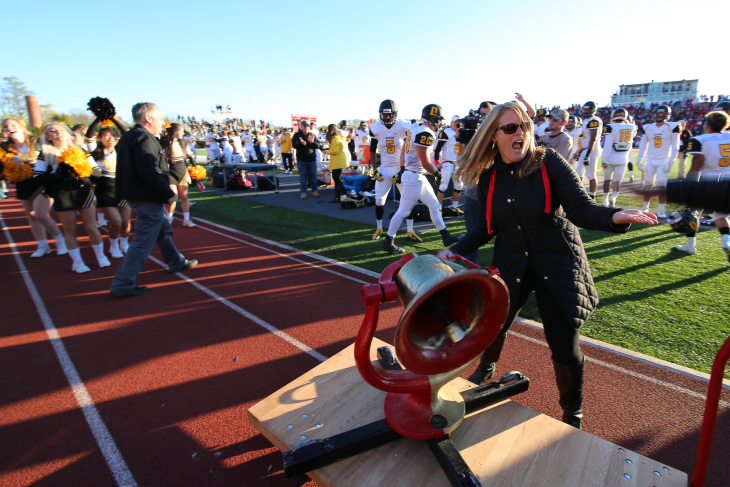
[376,219,382,230]
[55,235,66,248]
[407,220,414,232]
[109,237,119,251]
[629,171,634,177]
[92,242,105,259]
[686,237,696,248]
[68,247,82,264]
[612,191,619,199]
[120,236,129,247]
[642,203,650,211]
[589,192,596,197]
[97,213,105,224]
[721,233,730,245]
[183,212,190,221]
[659,204,666,212]
[37,239,49,249]
[602,193,608,201]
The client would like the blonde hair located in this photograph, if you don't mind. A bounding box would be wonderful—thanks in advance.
[40,123,74,165]
[456,101,545,185]
[2,118,35,150]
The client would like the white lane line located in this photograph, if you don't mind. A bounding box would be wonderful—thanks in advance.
[509,331,729,409]
[183,215,378,282]
[0,211,138,487]
[148,256,327,363]
[178,216,371,285]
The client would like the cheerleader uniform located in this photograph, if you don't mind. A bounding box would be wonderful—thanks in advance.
[93,148,126,208]
[34,151,101,212]
[168,140,193,186]
[0,139,45,200]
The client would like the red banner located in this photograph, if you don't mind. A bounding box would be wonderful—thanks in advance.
[291,114,317,131]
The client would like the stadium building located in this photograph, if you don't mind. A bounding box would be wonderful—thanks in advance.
[611,79,698,105]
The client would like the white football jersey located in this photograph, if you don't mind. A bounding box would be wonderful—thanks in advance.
[639,122,681,161]
[231,136,243,154]
[436,127,459,162]
[354,129,370,147]
[581,116,603,149]
[205,132,216,148]
[369,120,410,167]
[241,133,255,148]
[602,123,636,165]
[404,123,436,173]
[687,132,730,178]
[535,122,549,139]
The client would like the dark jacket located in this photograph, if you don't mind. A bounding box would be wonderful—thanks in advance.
[666,178,730,213]
[291,130,321,162]
[450,149,629,330]
[115,124,175,204]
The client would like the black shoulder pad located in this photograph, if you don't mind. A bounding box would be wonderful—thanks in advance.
[415,132,434,146]
[587,119,600,130]
[438,130,449,140]
[686,138,702,153]
[603,125,612,134]
[672,125,681,133]
[369,129,375,137]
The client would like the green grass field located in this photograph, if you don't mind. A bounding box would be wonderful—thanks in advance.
[185,187,730,378]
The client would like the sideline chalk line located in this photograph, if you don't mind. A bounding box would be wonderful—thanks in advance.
[0,210,138,487]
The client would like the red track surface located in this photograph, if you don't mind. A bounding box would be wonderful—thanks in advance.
[0,193,728,486]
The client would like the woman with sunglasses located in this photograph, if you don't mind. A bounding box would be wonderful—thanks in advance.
[35,123,109,273]
[438,102,656,429]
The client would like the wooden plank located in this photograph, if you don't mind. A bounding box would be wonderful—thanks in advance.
[248,339,687,487]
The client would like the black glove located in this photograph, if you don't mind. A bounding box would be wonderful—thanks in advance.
[583,149,592,166]
[433,169,443,187]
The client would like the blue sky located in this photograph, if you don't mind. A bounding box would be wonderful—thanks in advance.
[7,0,726,126]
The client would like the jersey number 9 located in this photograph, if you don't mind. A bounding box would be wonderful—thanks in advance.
[654,136,662,148]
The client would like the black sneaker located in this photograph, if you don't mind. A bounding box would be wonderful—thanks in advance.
[440,230,458,247]
[382,237,404,255]
[168,259,199,274]
[109,286,149,297]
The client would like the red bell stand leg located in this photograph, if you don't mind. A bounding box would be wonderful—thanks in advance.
[690,334,730,487]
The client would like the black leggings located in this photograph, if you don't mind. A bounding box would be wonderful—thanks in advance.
[282,153,293,171]
[332,169,345,198]
[489,266,583,366]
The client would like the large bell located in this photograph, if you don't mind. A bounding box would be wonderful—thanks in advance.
[394,254,510,376]
[355,253,510,439]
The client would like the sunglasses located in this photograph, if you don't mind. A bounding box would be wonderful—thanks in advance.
[498,122,528,135]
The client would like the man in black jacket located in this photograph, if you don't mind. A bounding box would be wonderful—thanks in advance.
[291,120,321,199]
[110,102,198,297]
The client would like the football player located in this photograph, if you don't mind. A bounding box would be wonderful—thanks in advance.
[636,104,681,218]
[369,99,418,241]
[533,108,548,140]
[434,115,464,214]
[354,121,371,171]
[242,129,256,162]
[565,116,582,164]
[575,101,603,198]
[205,128,219,162]
[674,110,730,257]
[382,104,459,254]
[600,108,636,207]
[714,101,730,119]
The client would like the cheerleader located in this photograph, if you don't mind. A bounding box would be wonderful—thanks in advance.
[87,118,131,257]
[35,123,109,273]
[1,118,66,257]
[163,123,196,227]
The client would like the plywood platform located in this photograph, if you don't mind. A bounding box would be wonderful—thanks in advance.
[248,339,687,486]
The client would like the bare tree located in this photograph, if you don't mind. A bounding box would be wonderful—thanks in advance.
[1,76,35,123]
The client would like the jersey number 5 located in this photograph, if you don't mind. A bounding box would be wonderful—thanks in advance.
[386,140,395,154]
[720,144,730,167]
[404,130,411,153]
[654,136,662,148]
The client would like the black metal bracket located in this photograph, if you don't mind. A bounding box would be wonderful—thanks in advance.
[427,435,483,487]
[282,346,529,486]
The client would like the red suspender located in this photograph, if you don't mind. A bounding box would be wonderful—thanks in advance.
[541,164,551,214]
[486,170,496,234]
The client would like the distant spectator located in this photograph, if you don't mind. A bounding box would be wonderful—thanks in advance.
[291,120,321,200]
[322,124,348,203]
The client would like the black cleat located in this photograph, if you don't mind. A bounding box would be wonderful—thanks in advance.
[440,230,459,247]
[382,237,405,255]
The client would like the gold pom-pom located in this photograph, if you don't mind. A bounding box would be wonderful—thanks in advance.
[0,148,33,182]
[58,146,93,178]
[187,165,207,180]
[100,119,115,127]
[165,121,171,129]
